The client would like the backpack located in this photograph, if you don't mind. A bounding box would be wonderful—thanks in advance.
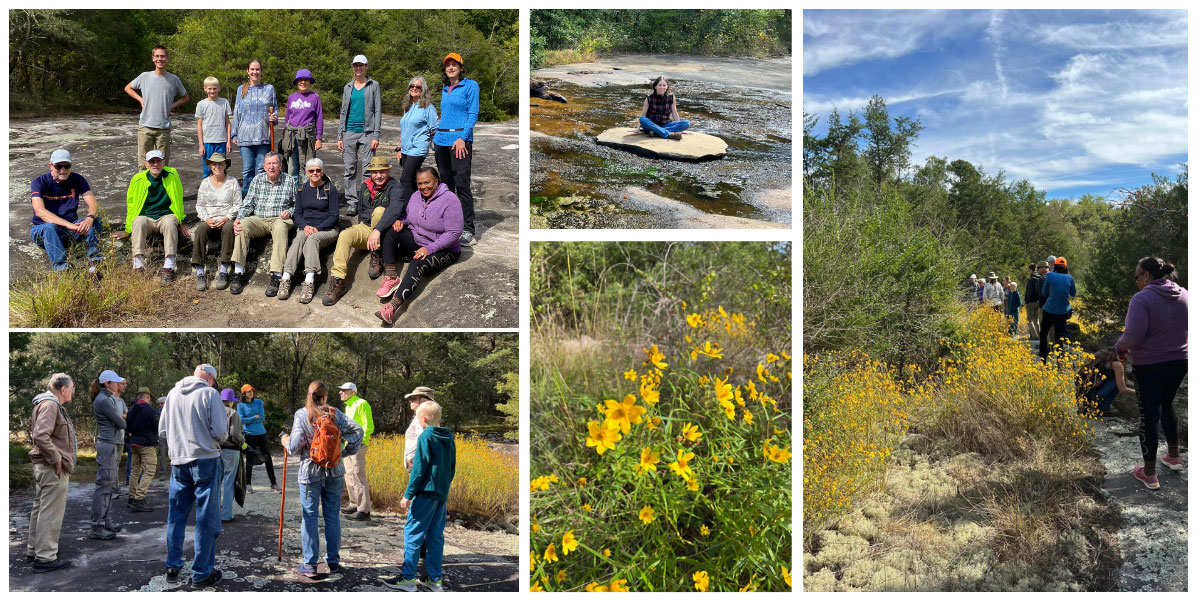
[309,406,342,469]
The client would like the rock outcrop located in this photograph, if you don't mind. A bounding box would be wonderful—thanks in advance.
[595,127,726,162]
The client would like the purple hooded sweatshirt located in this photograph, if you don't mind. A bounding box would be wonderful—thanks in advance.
[1115,280,1188,365]
[404,182,463,255]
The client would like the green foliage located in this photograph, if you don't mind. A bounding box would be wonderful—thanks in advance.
[529,9,791,68]
[495,371,519,441]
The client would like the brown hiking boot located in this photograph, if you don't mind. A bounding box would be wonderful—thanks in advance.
[299,281,315,304]
[276,276,293,300]
[322,277,345,306]
[368,251,383,279]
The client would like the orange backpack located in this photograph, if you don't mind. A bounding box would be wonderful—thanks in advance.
[309,406,342,469]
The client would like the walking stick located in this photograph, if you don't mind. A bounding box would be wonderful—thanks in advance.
[269,107,276,152]
[277,444,288,561]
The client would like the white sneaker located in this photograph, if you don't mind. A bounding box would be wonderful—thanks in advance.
[421,578,445,592]
[383,577,419,591]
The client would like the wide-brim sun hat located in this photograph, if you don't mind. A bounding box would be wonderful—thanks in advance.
[365,156,392,171]
[205,152,232,167]
[405,386,436,400]
[293,68,315,85]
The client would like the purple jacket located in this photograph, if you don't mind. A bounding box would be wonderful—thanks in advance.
[404,183,462,255]
[1115,280,1188,365]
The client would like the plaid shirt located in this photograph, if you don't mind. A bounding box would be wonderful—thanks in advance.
[238,172,296,219]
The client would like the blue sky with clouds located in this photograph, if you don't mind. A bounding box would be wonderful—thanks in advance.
[804,9,1188,200]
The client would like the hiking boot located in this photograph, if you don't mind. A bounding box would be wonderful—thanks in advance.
[214,271,230,290]
[346,204,358,217]
[160,267,175,284]
[322,277,346,306]
[104,522,123,533]
[667,132,683,141]
[192,569,222,587]
[166,566,181,582]
[368,251,384,279]
[277,277,293,300]
[33,558,72,573]
[25,553,35,563]
[229,273,245,295]
[376,275,402,298]
[129,499,155,512]
[459,231,477,247]
[375,303,399,325]
[421,578,445,592]
[1161,454,1185,471]
[383,577,419,592]
[345,511,370,521]
[265,273,282,297]
[341,505,358,515]
[88,526,117,540]
[299,281,315,304]
[328,563,343,574]
[195,272,208,291]
[1133,465,1160,489]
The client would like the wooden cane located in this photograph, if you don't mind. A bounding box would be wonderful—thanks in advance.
[277,445,287,561]
[269,107,276,152]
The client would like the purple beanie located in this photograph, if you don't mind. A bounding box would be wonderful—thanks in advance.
[221,388,237,404]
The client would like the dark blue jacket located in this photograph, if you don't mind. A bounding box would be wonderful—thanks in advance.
[293,174,340,231]
[127,400,159,447]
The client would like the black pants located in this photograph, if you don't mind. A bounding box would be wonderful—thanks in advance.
[397,154,426,206]
[433,142,474,235]
[1135,359,1187,472]
[1038,309,1070,359]
[381,226,460,305]
[191,220,236,266]
[243,433,277,487]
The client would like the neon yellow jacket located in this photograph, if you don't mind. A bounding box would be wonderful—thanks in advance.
[125,166,185,233]
[345,395,374,446]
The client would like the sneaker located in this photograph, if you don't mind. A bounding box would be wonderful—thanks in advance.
[277,277,293,300]
[667,132,683,141]
[214,271,230,290]
[160,267,175,284]
[328,563,343,574]
[346,204,358,217]
[376,275,402,298]
[1133,466,1160,489]
[195,272,208,291]
[322,277,346,306]
[420,578,445,592]
[32,558,72,572]
[368,251,384,279]
[345,511,370,521]
[375,303,398,325]
[299,281,315,304]
[271,484,282,493]
[265,273,281,297]
[229,273,245,295]
[296,564,318,578]
[88,526,116,540]
[192,569,222,587]
[459,231,477,246]
[1162,454,1185,471]
[103,522,123,533]
[341,505,359,515]
[383,577,420,592]
[166,566,181,582]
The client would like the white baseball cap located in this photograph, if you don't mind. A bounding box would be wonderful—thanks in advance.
[145,149,164,161]
[50,149,72,164]
[339,382,357,393]
[98,370,125,384]
[352,54,368,66]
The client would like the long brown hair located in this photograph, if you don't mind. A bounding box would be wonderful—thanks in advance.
[305,380,329,424]
[241,59,261,99]
[89,379,102,402]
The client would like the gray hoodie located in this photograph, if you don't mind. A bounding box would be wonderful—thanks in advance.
[93,388,127,445]
[338,78,382,141]
[159,375,228,464]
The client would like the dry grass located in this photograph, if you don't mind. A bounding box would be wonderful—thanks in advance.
[542,48,598,67]
[9,263,180,327]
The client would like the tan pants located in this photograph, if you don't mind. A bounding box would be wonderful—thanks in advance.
[1025,303,1041,339]
[129,445,158,501]
[330,207,386,278]
[232,216,294,274]
[343,444,371,514]
[131,214,180,260]
[27,462,70,561]
[137,126,172,168]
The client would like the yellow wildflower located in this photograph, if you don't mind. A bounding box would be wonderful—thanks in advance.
[763,442,792,463]
[530,580,545,592]
[604,394,646,434]
[609,579,629,592]
[766,352,779,363]
[532,523,541,533]
[781,350,790,360]
[782,565,792,587]
[739,578,757,592]
[746,380,758,399]
[756,362,768,382]
[643,345,667,369]
[693,571,710,592]
[585,420,622,455]
[582,504,592,511]
[556,570,567,583]
[697,341,724,358]
[700,525,710,536]
[602,548,611,557]
[681,422,703,443]
[647,416,662,430]
[562,529,579,555]
[686,313,705,328]
[743,409,754,425]
[669,448,695,481]
[548,474,559,483]
[623,369,637,381]
[686,477,700,491]
[530,550,537,571]
[698,375,710,386]
[577,477,587,486]
[638,505,655,524]
[543,542,558,563]
[636,447,661,476]
[639,380,660,405]
[735,386,746,408]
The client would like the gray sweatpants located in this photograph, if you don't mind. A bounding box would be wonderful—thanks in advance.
[283,228,339,275]
[91,441,120,527]
[341,131,375,209]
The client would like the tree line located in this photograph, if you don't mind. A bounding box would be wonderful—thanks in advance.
[9,332,518,444]
[803,96,1188,364]
[530,9,791,69]
[9,9,518,121]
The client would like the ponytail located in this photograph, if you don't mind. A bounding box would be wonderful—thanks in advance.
[89,379,102,402]
[305,380,329,425]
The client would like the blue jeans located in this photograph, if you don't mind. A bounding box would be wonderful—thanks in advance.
[30,220,103,271]
[238,143,270,196]
[299,476,344,568]
[401,494,446,580]
[166,457,222,582]
[124,439,132,482]
[639,116,690,139]
[201,142,228,178]
[219,449,240,521]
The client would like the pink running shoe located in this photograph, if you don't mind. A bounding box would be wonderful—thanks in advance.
[1161,454,1185,471]
[376,275,402,298]
[375,303,397,325]
[1133,466,1160,489]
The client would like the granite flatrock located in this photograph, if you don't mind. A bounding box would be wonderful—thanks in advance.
[595,127,727,161]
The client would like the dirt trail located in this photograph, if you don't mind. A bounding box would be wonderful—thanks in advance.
[8,115,519,328]
[8,452,517,592]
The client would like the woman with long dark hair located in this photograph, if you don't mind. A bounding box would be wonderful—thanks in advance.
[1116,257,1188,489]
[633,75,691,140]
[282,381,363,577]
[1038,256,1076,360]
[433,53,479,247]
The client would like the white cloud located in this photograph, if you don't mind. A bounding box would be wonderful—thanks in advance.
[987,11,1009,100]
[803,10,988,76]
[1033,13,1187,50]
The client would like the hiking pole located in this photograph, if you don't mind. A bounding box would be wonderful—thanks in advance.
[278,435,288,561]
[269,107,277,153]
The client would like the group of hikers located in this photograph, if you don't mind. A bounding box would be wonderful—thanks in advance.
[966,255,1189,491]
[28,45,481,324]
[25,366,457,592]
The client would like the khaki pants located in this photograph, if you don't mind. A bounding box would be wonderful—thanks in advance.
[28,462,70,561]
[330,207,385,278]
[232,216,294,274]
[343,444,371,514]
[1025,303,1041,339]
[283,229,340,275]
[132,214,180,260]
[137,126,172,168]
[130,445,158,501]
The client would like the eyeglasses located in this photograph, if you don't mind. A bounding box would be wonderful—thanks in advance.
[409,84,423,89]
[307,168,323,173]
[52,163,72,171]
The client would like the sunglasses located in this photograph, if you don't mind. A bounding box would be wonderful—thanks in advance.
[52,163,72,171]
[307,168,323,173]
[409,84,423,89]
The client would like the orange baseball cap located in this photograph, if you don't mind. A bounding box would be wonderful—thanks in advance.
[1054,256,1067,266]
[240,384,255,393]
[443,52,463,65]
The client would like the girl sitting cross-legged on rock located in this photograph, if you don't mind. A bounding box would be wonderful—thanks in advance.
[633,75,691,140]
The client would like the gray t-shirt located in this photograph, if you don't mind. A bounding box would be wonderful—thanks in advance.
[129,71,187,129]
[195,97,232,143]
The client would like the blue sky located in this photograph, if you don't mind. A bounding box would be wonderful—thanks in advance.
[804,9,1188,200]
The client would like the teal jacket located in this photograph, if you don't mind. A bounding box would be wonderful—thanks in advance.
[404,426,456,502]
[125,166,185,233]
